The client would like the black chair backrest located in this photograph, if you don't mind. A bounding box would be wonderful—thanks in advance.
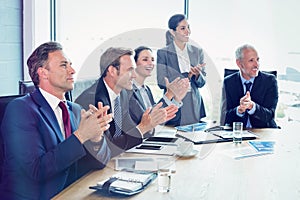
[224,68,277,78]
[19,80,73,101]
[0,94,25,182]
[19,80,35,95]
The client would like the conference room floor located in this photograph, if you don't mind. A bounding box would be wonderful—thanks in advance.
[53,121,300,200]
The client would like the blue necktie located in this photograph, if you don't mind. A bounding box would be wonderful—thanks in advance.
[244,82,252,128]
[244,82,252,94]
[113,96,122,138]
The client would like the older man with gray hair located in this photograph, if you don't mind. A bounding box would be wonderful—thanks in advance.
[221,44,279,128]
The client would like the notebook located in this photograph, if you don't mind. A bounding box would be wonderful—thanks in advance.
[90,171,156,195]
[175,131,228,144]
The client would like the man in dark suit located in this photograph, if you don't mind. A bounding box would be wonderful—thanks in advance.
[0,42,113,199]
[94,47,177,154]
[222,44,278,128]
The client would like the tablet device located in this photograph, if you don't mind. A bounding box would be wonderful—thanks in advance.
[145,137,178,143]
[136,145,162,150]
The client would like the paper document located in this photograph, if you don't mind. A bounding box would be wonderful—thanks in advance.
[224,141,275,159]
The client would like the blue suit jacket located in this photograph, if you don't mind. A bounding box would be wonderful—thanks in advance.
[94,77,143,154]
[223,71,278,128]
[156,42,206,125]
[126,83,181,126]
[0,89,109,199]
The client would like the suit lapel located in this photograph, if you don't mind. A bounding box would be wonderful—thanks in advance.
[145,85,155,105]
[132,84,147,110]
[66,102,79,134]
[95,77,112,114]
[237,73,244,96]
[168,43,181,73]
[30,89,65,142]
[187,44,197,67]
[250,71,262,99]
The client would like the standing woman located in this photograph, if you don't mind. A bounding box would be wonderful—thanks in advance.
[157,14,207,125]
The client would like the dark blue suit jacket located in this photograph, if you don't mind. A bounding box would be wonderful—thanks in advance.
[0,89,109,199]
[126,84,181,126]
[94,77,143,154]
[223,71,278,128]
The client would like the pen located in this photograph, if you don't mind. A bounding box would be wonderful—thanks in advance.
[211,133,224,139]
[175,133,195,143]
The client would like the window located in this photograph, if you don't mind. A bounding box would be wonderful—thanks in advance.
[23,0,300,125]
[189,0,300,125]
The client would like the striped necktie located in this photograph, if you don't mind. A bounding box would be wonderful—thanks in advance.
[140,86,152,109]
[113,96,122,138]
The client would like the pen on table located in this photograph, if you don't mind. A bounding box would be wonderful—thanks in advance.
[210,132,224,139]
[175,133,194,143]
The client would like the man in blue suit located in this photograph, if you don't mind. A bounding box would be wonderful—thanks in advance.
[0,42,113,199]
[222,44,278,128]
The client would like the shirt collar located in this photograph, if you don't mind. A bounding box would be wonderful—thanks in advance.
[103,79,119,103]
[239,72,255,84]
[173,41,188,54]
[39,87,66,110]
[133,79,143,90]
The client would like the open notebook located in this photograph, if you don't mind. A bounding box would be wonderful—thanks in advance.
[90,171,157,196]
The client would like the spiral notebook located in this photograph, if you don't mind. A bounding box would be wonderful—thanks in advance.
[90,171,157,196]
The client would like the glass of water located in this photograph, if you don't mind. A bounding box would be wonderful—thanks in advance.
[157,159,174,192]
[233,122,243,144]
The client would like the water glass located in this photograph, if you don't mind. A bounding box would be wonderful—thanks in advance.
[157,160,174,192]
[233,122,243,144]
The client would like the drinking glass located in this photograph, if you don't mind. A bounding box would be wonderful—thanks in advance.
[233,122,243,144]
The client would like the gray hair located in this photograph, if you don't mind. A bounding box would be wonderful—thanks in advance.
[235,44,256,60]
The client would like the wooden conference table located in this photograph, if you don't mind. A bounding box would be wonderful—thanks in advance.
[53,122,300,200]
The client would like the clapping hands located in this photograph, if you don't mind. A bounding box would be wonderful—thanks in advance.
[75,102,112,143]
[188,63,206,79]
[165,77,189,102]
[238,92,254,114]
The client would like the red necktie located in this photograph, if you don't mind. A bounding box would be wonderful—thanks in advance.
[58,101,71,138]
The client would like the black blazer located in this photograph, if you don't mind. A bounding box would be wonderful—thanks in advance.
[94,77,143,155]
[223,71,278,128]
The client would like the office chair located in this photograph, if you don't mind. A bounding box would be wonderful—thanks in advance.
[0,94,25,183]
[19,80,73,101]
[19,80,35,94]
